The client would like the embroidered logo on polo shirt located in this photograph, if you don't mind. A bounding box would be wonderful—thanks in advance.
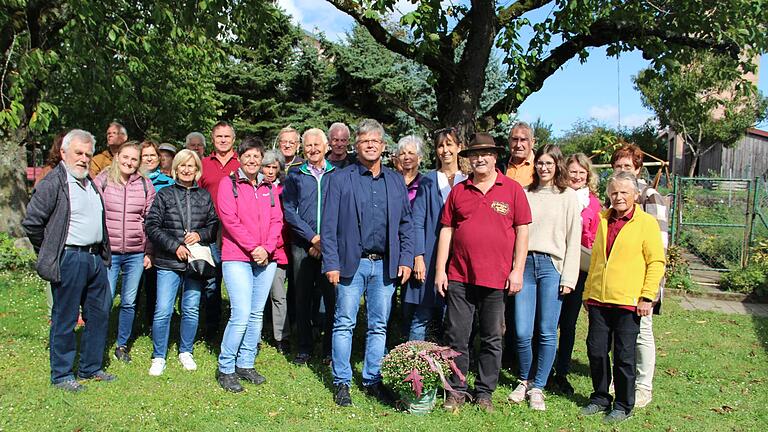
[491,201,509,215]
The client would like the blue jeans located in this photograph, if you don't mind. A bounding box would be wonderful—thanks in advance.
[402,303,437,341]
[50,249,111,383]
[152,269,203,359]
[332,258,395,386]
[107,252,145,347]
[218,261,277,374]
[514,252,564,389]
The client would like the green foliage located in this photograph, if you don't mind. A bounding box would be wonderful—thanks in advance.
[665,245,697,292]
[720,262,768,295]
[0,233,35,271]
[556,119,665,165]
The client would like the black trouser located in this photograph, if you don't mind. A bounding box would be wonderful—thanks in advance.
[292,244,335,357]
[586,305,641,414]
[203,243,223,338]
[555,270,587,376]
[142,267,157,329]
[444,281,505,398]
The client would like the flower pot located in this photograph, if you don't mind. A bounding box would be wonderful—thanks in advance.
[400,388,437,415]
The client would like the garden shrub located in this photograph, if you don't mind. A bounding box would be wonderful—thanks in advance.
[720,262,768,296]
[0,233,36,272]
[665,245,697,292]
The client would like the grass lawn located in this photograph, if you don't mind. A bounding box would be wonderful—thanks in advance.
[1,270,767,431]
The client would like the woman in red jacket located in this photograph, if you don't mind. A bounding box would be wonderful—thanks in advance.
[95,141,156,363]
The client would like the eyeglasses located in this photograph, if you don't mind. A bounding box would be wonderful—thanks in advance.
[432,127,456,138]
[357,139,382,146]
[141,154,158,159]
[331,138,349,143]
[510,137,529,143]
[279,140,297,146]
[535,161,555,168]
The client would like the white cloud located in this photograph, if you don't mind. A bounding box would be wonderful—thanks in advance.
[276,0,304,26]
[620,113,652,128]
[588,104,619,122]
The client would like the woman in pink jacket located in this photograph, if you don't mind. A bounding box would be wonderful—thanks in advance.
[215,137,284,393]
[95,141,156,363]
[551,152,602,394]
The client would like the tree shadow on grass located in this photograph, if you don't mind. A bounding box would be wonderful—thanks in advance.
[752,314,768,354]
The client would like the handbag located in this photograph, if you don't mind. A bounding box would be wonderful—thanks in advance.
[172,189,216,279]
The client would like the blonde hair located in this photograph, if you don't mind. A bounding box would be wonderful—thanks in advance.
[566,152,598,195]
[106,141,144,185]
[171,149,203,182]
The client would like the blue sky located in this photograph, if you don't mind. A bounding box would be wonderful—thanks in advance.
[277,0,768,136]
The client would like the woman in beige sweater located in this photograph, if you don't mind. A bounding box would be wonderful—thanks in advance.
[508,144,582,411]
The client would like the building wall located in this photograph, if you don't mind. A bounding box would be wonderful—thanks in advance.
[698,131,768,178]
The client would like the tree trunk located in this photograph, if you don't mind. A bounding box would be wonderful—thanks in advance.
[0,131,30,236]
[687,153,699,177]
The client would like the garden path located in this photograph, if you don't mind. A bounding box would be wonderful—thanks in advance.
[677,296,768,317]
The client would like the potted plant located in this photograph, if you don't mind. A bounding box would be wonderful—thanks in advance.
[381,340,465,414]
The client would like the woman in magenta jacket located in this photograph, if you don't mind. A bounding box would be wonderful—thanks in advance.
[94,141,156,363]
[551,152,602,394]
[216,137,284,393]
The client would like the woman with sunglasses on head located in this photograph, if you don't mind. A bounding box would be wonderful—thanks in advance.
[508,144,581,411]
[403,128,468,341]
[550,153,602,395]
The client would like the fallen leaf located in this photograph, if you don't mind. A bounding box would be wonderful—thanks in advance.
[710,405,735,414]
[665,368,679,377]
[695,320,706,324]
[268,412,278,417]
[682,415,694,420]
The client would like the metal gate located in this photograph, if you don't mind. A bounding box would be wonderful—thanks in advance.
[670,177,755,271]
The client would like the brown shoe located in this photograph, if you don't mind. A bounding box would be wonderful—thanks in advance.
[476,396,494,413]
[443,392,466,412]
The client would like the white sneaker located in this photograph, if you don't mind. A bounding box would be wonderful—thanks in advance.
[178,352,197,371]
[508,381,529,403]
[635,388,653,408]
[148,358,166,376]
[527,388,546,411]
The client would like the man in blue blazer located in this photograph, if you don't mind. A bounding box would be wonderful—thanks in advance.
[321,118,414,407]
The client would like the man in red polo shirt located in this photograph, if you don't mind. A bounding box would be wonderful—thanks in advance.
[434,133,531,413]
[198,121,240,340]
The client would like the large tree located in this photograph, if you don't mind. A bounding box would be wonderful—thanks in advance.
[326,0,767,137]
[0,0,277,235]
[635,52,768,176]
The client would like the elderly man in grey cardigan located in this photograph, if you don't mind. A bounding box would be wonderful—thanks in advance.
[23,129,115,392]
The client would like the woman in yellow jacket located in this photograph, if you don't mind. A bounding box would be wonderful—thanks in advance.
[580,171,665,424]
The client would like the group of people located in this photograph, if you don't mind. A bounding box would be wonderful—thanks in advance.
[23,118,666,424]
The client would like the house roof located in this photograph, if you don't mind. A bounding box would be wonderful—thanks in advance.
[747,127,768,139]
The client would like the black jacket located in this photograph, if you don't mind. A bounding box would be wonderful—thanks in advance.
[22,163,111,283]
[145,182,219,271]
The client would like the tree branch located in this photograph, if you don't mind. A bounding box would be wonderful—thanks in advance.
[480,18,741,126]
[326,0,451,73]
[496,0,552,28]
[378,92,438,130]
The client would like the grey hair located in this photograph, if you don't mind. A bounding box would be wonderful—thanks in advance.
[303,128,328,146]
[262,149,286,170]
[62,129,96,153]
[356,118,384,140]
[509,121,534,140]
[607,170,640,192]
[327,122,350,138]
[185,131,206,146]
[396,135,424,158]
[109,122,127,136]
